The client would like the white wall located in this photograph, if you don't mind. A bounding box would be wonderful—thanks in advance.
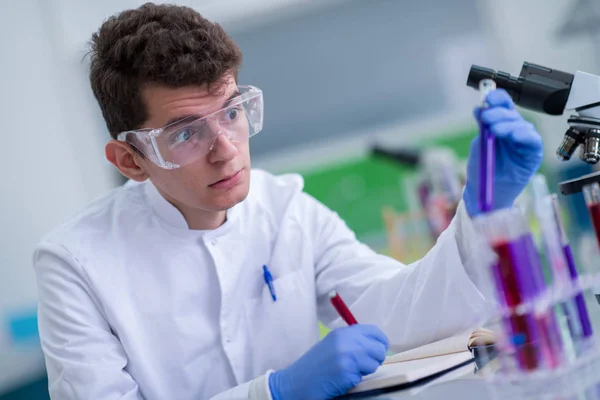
[0,0,121,392]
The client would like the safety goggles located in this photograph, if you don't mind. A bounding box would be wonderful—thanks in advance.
[116,85,263,169]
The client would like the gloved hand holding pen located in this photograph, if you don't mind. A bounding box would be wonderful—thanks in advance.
[463,89,544,217]
[268,324,389,400]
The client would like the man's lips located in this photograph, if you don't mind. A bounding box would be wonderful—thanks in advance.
[209,169,244,189]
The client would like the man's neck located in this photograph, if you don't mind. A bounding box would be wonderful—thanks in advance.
[183,208,227,230]
[156,188,227,230]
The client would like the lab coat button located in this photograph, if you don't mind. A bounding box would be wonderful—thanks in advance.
[211,239,217,246]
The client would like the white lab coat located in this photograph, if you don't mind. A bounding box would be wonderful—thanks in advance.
[33,169,495,400]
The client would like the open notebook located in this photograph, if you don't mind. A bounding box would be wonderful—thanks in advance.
[347,328,494,394]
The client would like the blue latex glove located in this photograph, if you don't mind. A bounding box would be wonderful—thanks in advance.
[463,89,543,217]
[268,324,389,400]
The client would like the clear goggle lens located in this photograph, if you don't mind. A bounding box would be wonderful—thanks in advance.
[117,85,263,169]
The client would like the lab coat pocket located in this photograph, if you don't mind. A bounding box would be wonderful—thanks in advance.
[243,269,319,375]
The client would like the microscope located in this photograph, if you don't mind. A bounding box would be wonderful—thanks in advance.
[467,62,600,303]
[467,62,600,195]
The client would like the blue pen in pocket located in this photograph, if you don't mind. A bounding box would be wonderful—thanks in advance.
[263,265,277,302]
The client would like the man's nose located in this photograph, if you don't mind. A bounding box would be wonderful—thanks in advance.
[207,130,238,163]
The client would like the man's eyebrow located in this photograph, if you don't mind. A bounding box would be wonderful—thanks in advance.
[164,90,242,127]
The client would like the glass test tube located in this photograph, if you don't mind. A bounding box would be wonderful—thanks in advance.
[551,194,593,341]
[475,208,562,371]
[520,229,564,370]
[531,176,586,359]
[583,182,600,249]
[478,79,496,213]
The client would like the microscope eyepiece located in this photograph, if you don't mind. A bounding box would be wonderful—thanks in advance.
[467,62,574,115]
[466,66,496,89]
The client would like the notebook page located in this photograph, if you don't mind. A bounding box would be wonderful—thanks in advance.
[349,352,474,394]
[383,332,470,364]
[383,329,494,365]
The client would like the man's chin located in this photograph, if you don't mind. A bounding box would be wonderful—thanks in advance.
[211,186,250,211]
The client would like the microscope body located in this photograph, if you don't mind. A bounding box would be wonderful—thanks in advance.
[561,71,600,164]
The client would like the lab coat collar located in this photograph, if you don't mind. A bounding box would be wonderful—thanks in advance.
[143,179,241,238]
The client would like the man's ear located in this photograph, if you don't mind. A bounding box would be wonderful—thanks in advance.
[105,140,149,182]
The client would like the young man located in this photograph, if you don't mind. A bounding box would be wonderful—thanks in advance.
[33,3,543,400]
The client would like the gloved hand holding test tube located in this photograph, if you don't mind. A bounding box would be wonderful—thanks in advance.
[463,84,543,217]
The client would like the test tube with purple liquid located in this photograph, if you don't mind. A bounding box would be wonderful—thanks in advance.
[478,79,496,213]
[475,208,563,371]
[551,194,593,342]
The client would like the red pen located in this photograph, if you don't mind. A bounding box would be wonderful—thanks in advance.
[329,290,358,325]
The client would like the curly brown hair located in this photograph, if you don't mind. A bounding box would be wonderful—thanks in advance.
[88,2,243,139]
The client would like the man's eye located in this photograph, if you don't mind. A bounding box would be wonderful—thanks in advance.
[171,128,194,145]
[224,106,242,122]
